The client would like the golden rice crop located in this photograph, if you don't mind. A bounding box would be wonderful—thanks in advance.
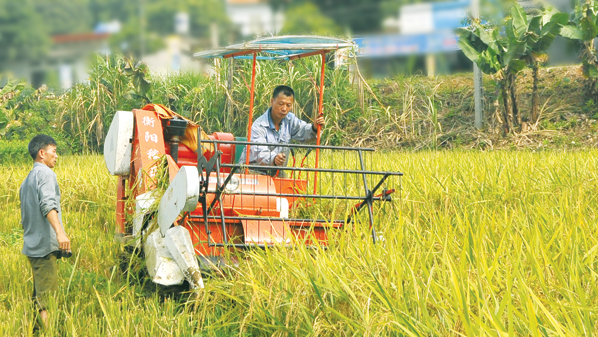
[0,150,596,336]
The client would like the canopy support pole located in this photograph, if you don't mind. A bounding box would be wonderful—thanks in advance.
[313,51,326,194]
[245,52,258,174]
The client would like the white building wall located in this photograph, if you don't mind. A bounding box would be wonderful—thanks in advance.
[226,3,283,37]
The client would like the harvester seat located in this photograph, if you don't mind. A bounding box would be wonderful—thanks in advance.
[207,132,235,173]
[234,137,247,163]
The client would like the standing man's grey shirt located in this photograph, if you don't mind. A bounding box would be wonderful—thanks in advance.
[20,162,63,257]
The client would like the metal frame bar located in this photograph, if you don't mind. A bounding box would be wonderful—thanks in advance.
[208,243,328,250]
[189,215,344,224]
[197,127,209,247]
[220,163,402,176]
[347,174,391,224]
[201,139,377,152]
[245,52,258,174]
[224,44,346,50]
[289,50,329,61]
[205,138,402,176]
[223,50,256,59]
[204,191,391,201]
[313,51,326,195]
[206,166,240,215]
[214,152,229,245]
[358,150,377,244]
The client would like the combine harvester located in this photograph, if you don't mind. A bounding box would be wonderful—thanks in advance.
[103,36,403,290]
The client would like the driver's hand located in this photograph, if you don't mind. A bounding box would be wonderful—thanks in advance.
[274,153,286,166]
[315,116,325,126]
[312,116,325,132]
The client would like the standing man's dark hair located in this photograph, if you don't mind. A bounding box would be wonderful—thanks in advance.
[20,134,70,328]
[272,85,294,99]
[28,134,57,160]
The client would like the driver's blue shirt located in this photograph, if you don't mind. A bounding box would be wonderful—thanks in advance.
[238,108,316,167]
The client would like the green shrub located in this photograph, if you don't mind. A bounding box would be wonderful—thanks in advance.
[0,140,30,163]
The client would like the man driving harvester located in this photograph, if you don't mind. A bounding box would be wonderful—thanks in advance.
[238,85,325,176]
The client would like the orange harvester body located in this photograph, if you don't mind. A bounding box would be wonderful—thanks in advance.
[115,108,337,261]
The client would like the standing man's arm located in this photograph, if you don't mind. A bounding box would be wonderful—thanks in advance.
[47,209,70,251]
[39,172,70,252]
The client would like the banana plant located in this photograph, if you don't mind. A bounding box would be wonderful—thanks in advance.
[458,4,529,134]
[458,22,508,133]
[520,6,568,124]
[122,58,152,103]
[504,4,529,128]
[560,0,598,100]
[459,4,567,132]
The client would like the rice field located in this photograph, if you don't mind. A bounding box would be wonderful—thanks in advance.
[0,150,597,336]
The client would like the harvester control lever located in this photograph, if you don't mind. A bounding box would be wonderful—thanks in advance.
[206,167,239,216]
[198,151,221,193]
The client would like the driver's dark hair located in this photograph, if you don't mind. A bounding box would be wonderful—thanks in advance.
[272,85,294,99]
[28,134,57,160]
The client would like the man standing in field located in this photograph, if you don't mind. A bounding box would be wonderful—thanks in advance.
[239,85,325,176]
[20,134,71,327]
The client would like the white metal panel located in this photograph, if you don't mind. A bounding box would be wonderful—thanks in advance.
[103,111,134,176]
[276,197,289,219]
[164,226,204,289]
[144,230,185,286]
[158,166,200,236]
[132,192,156,236]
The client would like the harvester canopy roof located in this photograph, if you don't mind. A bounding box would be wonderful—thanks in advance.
[193,35,354,60]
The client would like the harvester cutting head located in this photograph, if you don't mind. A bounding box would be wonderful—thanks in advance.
[103,36,403,289]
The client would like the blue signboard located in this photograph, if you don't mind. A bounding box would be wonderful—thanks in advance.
[356,0,468,58]
[354,30,459,58]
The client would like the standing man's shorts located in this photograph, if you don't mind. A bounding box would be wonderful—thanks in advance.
[27,252,58,310]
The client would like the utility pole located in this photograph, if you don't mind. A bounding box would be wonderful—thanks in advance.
[472,0,483,129]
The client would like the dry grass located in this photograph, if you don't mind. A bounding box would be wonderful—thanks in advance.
[365,65,598,151]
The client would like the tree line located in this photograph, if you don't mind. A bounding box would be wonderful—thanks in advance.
[0,0,230,67]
